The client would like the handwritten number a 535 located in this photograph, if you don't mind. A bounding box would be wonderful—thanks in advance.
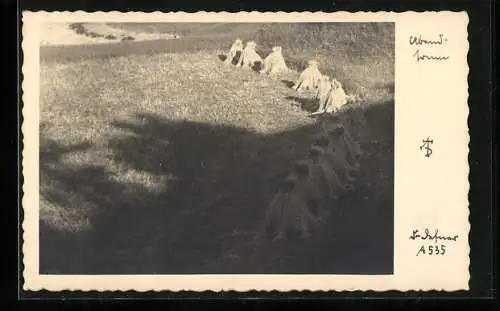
[417,245,446,256]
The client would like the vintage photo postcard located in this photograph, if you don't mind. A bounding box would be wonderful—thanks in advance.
[22,11,469,292]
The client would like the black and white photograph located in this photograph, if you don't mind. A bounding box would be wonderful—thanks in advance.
[21,10,473,293]
[36,20,396,275]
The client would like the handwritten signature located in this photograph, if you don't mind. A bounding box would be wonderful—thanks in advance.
[409,228,459,243]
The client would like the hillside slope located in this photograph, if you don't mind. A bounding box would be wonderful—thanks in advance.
[39,23,395,274]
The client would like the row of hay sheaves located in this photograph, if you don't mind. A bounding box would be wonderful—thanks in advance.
[264,108,370,240]
[222,39,370,240]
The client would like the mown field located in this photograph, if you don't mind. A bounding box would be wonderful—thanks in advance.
[39,22,395,274]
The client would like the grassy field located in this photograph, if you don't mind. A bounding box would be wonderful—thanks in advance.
[39,23,395,274]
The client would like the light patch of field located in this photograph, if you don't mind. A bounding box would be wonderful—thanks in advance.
[108,165,176,196]
[40,51,318,140]
[40,194,93,232]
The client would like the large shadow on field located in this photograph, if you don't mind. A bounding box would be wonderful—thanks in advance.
[39,100,394,275]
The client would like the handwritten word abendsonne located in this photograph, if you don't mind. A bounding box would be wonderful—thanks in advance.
[409,34,448,45]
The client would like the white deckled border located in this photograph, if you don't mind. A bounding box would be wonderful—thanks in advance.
[21,11,470,292]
